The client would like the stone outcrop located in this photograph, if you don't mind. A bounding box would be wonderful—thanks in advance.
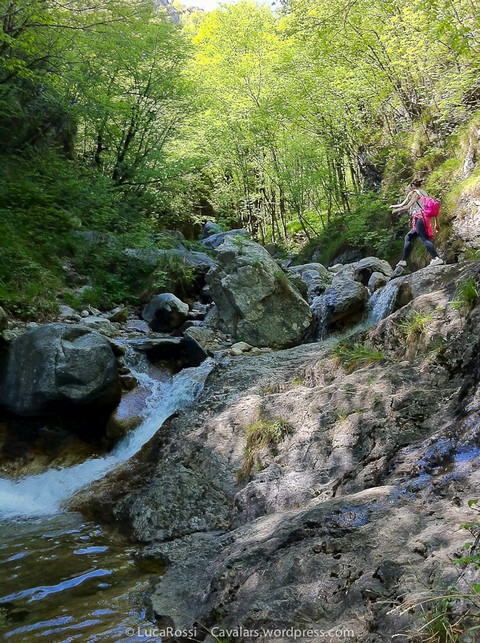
[311,276,368,333]
[206,237,313,348]
[0,324,121,416]
[128,335,208,372]
[77,259,480,642]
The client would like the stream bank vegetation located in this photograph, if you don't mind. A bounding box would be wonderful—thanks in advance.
[1,0,479,317]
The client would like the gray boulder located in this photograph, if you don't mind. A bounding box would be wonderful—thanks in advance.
[201,220,223,239]
[201,228,250,249]
[206,237,313,348]
[337,256,393,285]
[0,306,8,332]
[287,263,331,302]
[0,324,121,416]
[142,294,189,332]
[312,277,368,332]
[81,316,118,337]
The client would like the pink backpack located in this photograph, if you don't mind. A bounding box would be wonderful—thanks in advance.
[419,195,440,218]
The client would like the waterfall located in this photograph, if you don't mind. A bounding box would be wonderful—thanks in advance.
[366,282,399,325]
[0,357,214,519]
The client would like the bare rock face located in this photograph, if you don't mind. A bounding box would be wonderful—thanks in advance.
[78,260,480,642]
[0,324,121,416]
[206,238,313,348]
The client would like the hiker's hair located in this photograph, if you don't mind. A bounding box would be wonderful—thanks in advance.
[410,179,424,188]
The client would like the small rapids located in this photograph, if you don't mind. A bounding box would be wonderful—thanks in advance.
[366,281,399,326]
[0,348,214,640]
[0,357,213,519]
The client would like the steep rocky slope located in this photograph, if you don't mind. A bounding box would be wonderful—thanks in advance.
[77,259,480,642]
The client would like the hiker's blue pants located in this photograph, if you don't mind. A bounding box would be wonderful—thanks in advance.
[402,216,438,261]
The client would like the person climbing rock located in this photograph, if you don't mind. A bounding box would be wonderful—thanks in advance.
[390,179,443,278]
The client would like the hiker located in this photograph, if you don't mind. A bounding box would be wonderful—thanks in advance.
[390,179,443,274]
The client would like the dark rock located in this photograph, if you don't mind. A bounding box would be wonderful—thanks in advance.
[0,324,121,416]
[128,335,207,372]
[142,294,189,332]
[201,220,223,239]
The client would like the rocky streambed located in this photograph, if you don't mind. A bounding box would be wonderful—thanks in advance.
[1,238,480,641]
[72,260,480,641]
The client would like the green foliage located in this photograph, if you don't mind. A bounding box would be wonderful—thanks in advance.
[151,253,198,300]
[451,277,479,313]
[333,341,385,372]
[239,416,291,482]
[398,310,434,341]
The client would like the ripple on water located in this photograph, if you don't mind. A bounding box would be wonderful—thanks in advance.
[0,514,158,642]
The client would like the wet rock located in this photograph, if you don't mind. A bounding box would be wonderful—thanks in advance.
[107,387,151,439]
[311,278,368,331]
[0,324,121,416]
[108,307,129,323]
[142,294,189,332]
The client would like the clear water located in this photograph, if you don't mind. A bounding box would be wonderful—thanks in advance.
[0,352,214,640]
[0,514,157,642]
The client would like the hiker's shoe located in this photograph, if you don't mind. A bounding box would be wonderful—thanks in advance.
[429,257,444,266]
[390,261,407,279]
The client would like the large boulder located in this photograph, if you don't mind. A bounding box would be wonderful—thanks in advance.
[206,238,313,348]
[201,220,223,239]
[128,335,208,372]
[312,277,368,333]
[142,293,189,332]
[337,256,393,285]
[0,324,121,416]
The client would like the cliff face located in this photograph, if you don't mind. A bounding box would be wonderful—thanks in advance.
[77,259,480,642]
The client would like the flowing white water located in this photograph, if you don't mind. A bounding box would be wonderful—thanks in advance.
[0,357,214,519]
[366,282,399,325]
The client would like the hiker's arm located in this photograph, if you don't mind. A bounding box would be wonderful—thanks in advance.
[391,192,418,214]
[389,194,410,209]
